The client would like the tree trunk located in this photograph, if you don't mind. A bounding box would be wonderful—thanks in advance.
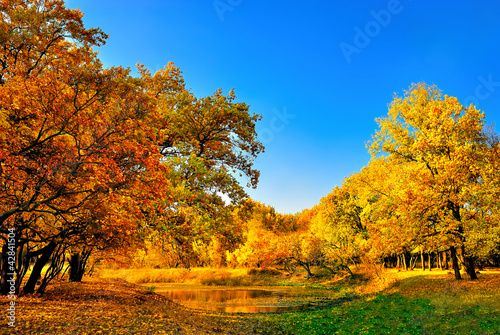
[421,250,425,271]
[461,245,477,280]
[69,251,92,282]
[301,262,314,278]
[429,252,433,271]
[23,242,56,294]
[0,243,11,295]
[403,252,411,271]
[456,246,464,269]
[450,246,461,280]
[37,244,66,294]
[410,256,417,270]
[443,250,449,270]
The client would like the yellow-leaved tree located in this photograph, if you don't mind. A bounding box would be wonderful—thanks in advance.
[368,83,500,280]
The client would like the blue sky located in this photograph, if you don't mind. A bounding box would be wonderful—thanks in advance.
[68,0,500,214]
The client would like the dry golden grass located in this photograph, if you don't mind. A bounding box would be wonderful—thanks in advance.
[97,267,280,286]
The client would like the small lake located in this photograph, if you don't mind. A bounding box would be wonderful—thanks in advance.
[145,284,340,314]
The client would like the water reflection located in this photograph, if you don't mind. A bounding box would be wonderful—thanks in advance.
[202,304,309,313]
[163,289,282,303]
[161,289,310,313]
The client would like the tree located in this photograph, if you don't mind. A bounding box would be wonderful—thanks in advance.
[308,181,369,276]
[0,0,265,293]
[0,0,170,293]
[368,83,499,279]
[131,65,264,268]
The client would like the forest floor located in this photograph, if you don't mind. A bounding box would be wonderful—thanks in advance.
[0,276,271,334]
[1,267,500,334]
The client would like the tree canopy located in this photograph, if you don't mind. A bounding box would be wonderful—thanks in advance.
[1,1,499,295]
[0,0,263,294]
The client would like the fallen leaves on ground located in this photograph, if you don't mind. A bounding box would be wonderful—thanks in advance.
[0,277,271,334]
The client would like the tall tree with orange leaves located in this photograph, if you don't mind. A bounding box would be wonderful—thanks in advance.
[0,0,265,293]
[0,0,170,293]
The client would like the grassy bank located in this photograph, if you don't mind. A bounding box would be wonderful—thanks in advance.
[255,270,500,334]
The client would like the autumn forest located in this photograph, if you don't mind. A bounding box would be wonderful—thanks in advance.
[1,1,500,334]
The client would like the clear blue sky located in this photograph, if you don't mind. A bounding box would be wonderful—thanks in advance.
[68,0,500,214]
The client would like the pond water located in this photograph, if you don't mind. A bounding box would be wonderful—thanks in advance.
[146,284,338,314]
